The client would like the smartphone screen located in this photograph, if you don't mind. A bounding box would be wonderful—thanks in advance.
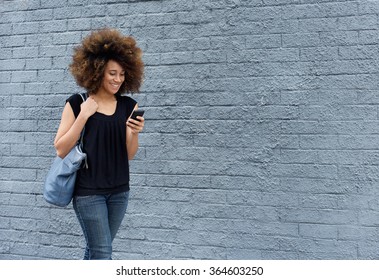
[130,109,145,120]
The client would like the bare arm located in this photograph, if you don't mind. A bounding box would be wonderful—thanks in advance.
[126,104,145,160]
[54,97,98,158]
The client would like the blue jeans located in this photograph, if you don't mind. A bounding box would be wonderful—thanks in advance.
[73,191,129,260]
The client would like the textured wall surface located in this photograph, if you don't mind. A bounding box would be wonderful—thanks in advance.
[1,0,379,260]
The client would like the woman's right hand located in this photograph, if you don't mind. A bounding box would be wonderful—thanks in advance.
[80,97,98,119]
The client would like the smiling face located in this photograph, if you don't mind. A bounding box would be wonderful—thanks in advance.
[100,60,125,95]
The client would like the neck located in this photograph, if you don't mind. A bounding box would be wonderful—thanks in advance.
[91,89,117,102]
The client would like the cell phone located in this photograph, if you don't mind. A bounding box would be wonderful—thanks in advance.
[130,109,145,121]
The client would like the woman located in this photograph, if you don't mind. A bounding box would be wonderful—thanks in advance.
[54,28,144,260]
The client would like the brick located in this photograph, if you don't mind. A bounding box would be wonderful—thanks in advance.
[359,1,379,15]
[24,9,54,22]
[359,30,379,45]
[247,34,282,49]
[12,47,39,59]
[25,58,52,70]
[3,35,25,47]
[78,5,105,18]
[67,18,92,31]
[320,30,360,46]
[0,23,12,35]
[39,45,68,57]
[338,15,378,31]
[0,59,25,71]
[52,32,82,45]
[0,11,24,23]
[37,70,65,82]
[339,45,378,60]
[53,7,82,20]
[13,22,40,35]
[300,135,340,149]
[283,33,320,47]
[11,71,37,83]
[39,20,67,33]
[161,51,193,65]
[40,0,69,9]
[298,17,339,33]
[0,48,13,60]
[25,34,53,47]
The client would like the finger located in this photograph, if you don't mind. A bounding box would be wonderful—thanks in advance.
[128,118,143,126]
[128,123,143,130]
[127,121,143,132]
[127,121,138,128]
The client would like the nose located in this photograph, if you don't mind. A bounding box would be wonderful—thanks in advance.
[114,75,122,82]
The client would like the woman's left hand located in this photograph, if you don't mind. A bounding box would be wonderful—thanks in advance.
[127,116,145,134]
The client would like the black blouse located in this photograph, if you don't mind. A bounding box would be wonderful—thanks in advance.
[66,93,137,196]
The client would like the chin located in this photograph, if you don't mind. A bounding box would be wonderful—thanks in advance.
[107,88,120,95]
[109,86,121,94]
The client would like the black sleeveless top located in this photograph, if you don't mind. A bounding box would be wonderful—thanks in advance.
[66,93,137,196]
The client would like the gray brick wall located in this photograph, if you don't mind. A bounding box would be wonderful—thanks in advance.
[1,0,379,259]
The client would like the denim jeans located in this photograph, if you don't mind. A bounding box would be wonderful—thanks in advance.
[73,191,129,260]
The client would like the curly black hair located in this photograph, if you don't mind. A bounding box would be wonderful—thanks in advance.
[69,28,144,94]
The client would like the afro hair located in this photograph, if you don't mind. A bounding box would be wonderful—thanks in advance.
[69,28,144,94]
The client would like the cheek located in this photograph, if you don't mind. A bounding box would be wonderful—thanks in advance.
[107,74,115,81]
[102,75,111,84]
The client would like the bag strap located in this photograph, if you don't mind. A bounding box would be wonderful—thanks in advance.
[76,93,87,147]
[77,93,88,168]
